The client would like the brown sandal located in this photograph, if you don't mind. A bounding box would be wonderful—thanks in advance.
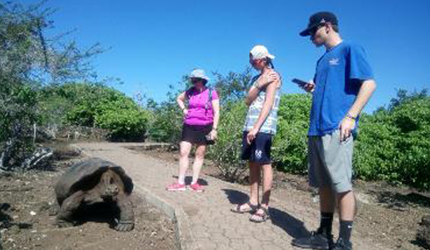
[231,201,259,214]
[249,206,270,223]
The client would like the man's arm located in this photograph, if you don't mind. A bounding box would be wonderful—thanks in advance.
[347,79,377,118]
[339,79,377,141]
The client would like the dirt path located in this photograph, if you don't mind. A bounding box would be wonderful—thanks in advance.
[73,142,408,250]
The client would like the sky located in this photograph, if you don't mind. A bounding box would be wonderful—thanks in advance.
[25,0,430,113]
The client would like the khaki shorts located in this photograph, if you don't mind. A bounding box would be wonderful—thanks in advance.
[308,130,354,193]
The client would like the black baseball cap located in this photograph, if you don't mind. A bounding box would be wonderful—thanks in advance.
[300,11,338,37]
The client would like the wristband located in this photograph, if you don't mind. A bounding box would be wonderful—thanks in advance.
[346,113,357,120]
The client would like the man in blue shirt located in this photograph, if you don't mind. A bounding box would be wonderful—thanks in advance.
[291,12,377,250]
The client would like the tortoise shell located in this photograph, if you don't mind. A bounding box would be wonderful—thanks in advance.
[54,158,133,205]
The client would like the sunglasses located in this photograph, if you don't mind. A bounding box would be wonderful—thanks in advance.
[309,24,325,36]
[191,78,203,84]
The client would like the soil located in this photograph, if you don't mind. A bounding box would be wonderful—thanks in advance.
[0,145,176,250]
[140,147,430,250]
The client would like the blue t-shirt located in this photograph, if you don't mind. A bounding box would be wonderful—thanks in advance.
[308,42,374,136]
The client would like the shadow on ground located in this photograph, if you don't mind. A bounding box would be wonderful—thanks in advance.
[222,188,310,239]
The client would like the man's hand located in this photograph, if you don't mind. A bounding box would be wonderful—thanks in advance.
[246,128,259,144]
[302,80,316,93]
[339,117,356,142]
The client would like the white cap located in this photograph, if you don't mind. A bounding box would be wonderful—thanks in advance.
[189,68,210,81]
[250,45,275,60]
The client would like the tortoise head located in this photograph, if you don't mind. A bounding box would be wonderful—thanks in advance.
[99,169,125,200]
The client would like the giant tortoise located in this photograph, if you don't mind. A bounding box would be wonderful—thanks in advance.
[53,157,134,231]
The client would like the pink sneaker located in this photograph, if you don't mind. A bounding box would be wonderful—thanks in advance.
[166,182,186,191]
[188,182,204,192]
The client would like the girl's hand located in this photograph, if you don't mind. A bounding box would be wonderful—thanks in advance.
[258,72,279,89]
[246,128,259,144]
[183,109,188,116]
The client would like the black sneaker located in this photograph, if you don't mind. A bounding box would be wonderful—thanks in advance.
[291,231,333,250]
[331,238,352,250]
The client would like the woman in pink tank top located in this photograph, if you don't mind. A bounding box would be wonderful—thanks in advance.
[166,69,220,192]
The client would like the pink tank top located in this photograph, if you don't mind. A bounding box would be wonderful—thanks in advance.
[184,87,219,126]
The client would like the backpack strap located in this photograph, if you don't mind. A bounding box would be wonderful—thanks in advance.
[205,87,213,111]
[186,87,194,100]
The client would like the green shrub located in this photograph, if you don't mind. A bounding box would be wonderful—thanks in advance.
[272,94,312,174]
[354,90,430,190]
[64,83,123,127]
[146,100,183,143]
[206,101,248,181]
[40,83,150,141]
[95,99,149,141]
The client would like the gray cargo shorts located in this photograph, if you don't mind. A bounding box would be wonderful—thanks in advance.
[308,129,354,193]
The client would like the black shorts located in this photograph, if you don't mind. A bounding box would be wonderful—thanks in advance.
[241,131,273,164]
[181,123,213,145]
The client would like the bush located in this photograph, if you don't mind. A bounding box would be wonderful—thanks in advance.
[95,99,149,141]
[146,99,183,144]
[40,83,149,141]
[354,90,430,190]
[272,94,312,174]
[206,101,248,181]
[205,94,312,181]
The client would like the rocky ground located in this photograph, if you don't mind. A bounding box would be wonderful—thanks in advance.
[0,145,176,250]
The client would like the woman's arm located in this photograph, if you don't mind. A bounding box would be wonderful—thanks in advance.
[212,99,220,130]
[210,99,220,139]
[177,91,188,114]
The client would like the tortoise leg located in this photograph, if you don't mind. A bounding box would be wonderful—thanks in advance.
[56,190,85,228]
[114,193,134,232]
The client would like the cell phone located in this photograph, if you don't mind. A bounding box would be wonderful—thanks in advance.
[205,134,215,145]
[291,78,309,87]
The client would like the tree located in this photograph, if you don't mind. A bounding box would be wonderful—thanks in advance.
[0,1,102,170]
[212,67,253,104]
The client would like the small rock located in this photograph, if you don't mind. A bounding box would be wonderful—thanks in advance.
[38,202,50,213]
[9,225,20,235]
[312,195,319,203]
[356,193,374,204]
[30,211,36,216]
